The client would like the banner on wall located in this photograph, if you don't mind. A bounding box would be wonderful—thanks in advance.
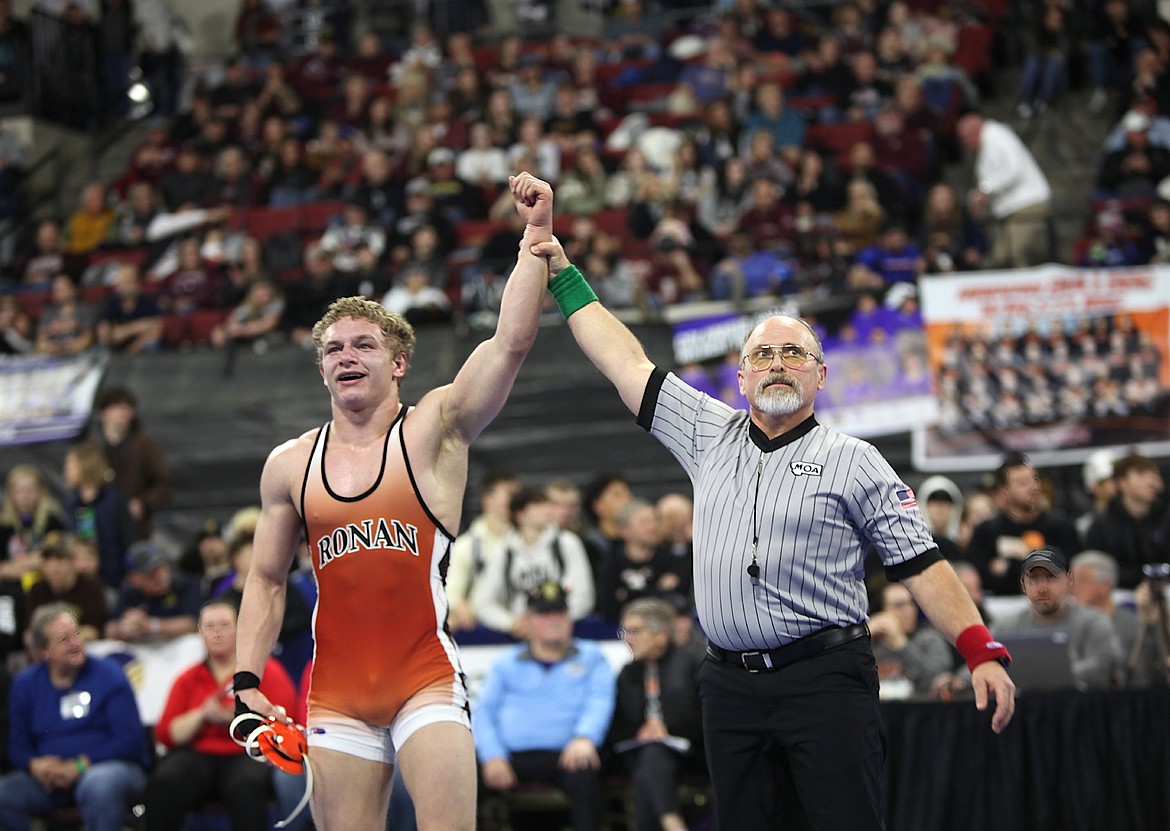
[0,352,108,447]
[668,308,935,439]
[914,266,1170,471]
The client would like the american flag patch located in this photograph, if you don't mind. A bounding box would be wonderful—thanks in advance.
[895,487,917,510]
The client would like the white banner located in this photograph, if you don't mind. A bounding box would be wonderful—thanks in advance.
[0,351,108,447]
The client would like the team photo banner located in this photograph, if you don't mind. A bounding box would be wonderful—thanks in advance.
[915,266,1170,471]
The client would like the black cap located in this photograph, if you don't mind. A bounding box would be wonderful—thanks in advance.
[527,580,569,614]
[1021,547,1068,576]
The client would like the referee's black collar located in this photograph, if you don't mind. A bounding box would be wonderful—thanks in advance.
[749,414,819,452]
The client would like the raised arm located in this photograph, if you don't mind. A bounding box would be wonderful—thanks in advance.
[234,439,304,718]
[529,238,655,414]
[433,172,553,444]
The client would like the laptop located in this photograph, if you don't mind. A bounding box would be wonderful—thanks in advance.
[996,630,1079,694]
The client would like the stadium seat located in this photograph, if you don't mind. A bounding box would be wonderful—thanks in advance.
[242,205,303,243]
[300,200,343,233]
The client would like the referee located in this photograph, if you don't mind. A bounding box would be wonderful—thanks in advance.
[529,229,1016,830]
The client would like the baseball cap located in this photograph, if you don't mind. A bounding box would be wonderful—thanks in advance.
[1021,547,1068,576]
[1123,110,1151,132]
[427,147,455,167]
[1082,449,1117,489]
[405,176,431,196]
[127,540,170,573]
[527,580,569,613]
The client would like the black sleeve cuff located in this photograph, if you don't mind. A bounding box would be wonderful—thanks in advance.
[885,548,944,582]
[636,367,667,432]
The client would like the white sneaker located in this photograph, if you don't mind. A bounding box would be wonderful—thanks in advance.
[1089,88,1108,114]
[1015,102,1034,119]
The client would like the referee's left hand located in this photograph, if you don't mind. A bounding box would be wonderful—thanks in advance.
[971,660,1015,734]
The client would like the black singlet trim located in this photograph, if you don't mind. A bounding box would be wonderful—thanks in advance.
[319,407,405,503]
[398,407,456,542]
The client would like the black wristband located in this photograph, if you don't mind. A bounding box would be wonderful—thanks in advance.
[233,670,261,693]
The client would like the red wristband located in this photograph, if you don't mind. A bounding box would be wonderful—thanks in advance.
[956,625,1011,672]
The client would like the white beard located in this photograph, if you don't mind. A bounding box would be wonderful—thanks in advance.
[754,374,805,416]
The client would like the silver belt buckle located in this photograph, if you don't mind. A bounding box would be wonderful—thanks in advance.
[740,651,774,673]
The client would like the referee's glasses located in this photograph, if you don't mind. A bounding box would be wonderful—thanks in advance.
[741,343,824,371]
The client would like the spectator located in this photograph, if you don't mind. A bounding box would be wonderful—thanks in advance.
[136,0,192,117]
[833,178,886,253]
[597,499,688,624]
[34,274,97,357]
[158,144,213,211]
[423,146,481,226]
[608,597,706,831]
[91,385,172,541]
[0,0,30,106]
[966,454,1082,596]
[210,278,285,352]
[1078,202,1142,267]
[557,147,611,216]
[456,121,510,188]
[211,532,311,678]
[24,533,108,641]
[317,199,386,278]
[96,264,164,355]
[177,520,231,598]
[1097,110,1170,197]
[107,182,160,250]
[1137,197,1170,263]
[209,146,260,208]
[920,182,986,271]
[995,548,1121,691]
[0,293,32,353]
[868,580,954,696]
[580,473,633,590]
[1016,3,1073,119]
[509,54,557,121]
[957,112,1053,269]
[1085,453,1170,589]
[507,115,560,185]
[1088,0,1142,114]
[917,475,964,559]
[16,211,61,286]
[144,598,304,831]
[445,472,520,633]
[472,487,595,637]
[1070,549,1167,687]
[0,604,149,831]
[104,540,200,642]
[64,182,115,256]
[543,84,597,154]
[852,221,925,288]
[380,263,452,325]
[474,581,616,831]
[264,137,319,207]
[157,236,227,316]
[234,0,282,68]
[0,464,66,576]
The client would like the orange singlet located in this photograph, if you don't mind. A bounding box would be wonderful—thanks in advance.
[300,408,465,726]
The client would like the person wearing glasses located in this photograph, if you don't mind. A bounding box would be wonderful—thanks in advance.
[526,230,1016,831]
[608,598,706,831]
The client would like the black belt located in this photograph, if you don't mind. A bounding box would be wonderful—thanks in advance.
[706,623,870,674]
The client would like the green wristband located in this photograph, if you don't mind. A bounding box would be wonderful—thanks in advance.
[549,264,598,319]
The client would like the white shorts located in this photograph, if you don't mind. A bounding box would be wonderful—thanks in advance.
[306,682,470,765]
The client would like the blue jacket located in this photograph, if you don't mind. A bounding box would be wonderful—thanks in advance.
[473,641,615,762]
[9,656,150,771]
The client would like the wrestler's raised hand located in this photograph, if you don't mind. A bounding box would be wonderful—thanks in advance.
[510,172,554,236]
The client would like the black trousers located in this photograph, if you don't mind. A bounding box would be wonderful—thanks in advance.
[143,748,272,831]
[697,637,887,831]
[507,749,604,831]
[623,742,685,831]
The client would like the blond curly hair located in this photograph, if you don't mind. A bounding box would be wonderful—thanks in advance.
[310,296,417,365]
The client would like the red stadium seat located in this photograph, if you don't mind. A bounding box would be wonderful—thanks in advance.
[952,26,996,80]
[806,121,875,158]
[301,200,343,233]
[243,205,303,242]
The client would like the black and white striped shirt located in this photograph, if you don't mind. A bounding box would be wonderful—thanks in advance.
[638,370,938,652]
